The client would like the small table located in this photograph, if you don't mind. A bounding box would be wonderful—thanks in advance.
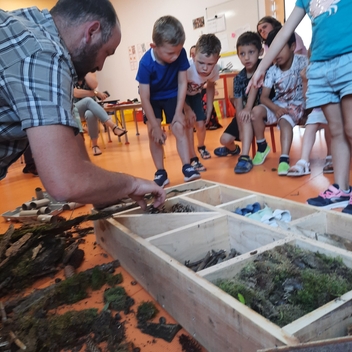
[103,102,142,144]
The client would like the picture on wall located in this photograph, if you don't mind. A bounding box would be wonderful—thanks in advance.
[192,16,205,29]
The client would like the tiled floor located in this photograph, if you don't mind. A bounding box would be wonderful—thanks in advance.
[0,116,349,351]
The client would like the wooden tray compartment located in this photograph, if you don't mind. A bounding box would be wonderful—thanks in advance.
[148,214,288,267]
[200,236,352,345]
[218,193,318,222]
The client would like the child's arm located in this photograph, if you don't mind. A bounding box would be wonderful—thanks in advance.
[205,81,216,125]
[139,83,167,144]
[239,87,259,122]
[260,86,288,118]
[173,70,188,125]
[248,6,306,90]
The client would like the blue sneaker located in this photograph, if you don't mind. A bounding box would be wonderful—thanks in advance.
[182,164,201,182]
[234,156,253,174]
[307,184,350,209]
[154,169,170,188]
[214,145,241,157]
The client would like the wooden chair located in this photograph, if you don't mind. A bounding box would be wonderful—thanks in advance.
[251,123,277,158]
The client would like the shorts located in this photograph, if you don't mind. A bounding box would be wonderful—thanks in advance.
[305,108,327,126]
[224,116,240,141]
[185,94,206,122]
[144,97,178,124]
[260,101,304,128]
[306,51,352,109]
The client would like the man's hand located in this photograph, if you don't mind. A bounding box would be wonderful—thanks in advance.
[127,179,166,210]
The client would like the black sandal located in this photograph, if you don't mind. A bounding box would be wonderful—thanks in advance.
[112,125,128,137]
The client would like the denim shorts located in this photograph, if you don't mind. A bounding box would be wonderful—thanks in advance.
[305,108,327,126]
[306,52,352,109]
[185,94,206,121]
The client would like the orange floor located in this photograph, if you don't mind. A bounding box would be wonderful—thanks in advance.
[0,117,349,351]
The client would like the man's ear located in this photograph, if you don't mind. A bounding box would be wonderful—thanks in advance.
[85,21,101,43]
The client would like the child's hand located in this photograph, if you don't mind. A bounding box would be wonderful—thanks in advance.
[238,108,252,122]
[173,110,186,126]
[184,108,196,128]
[151,126,167,145]
[275,107,289,118]
[246,69,265,94]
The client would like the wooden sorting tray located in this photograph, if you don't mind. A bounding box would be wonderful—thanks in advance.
[94,180,352,351]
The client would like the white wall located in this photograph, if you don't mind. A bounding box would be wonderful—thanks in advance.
[284,0,311,49]
[98,0,266,101]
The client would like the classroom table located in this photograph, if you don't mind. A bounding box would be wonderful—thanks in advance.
[103,102,142,144]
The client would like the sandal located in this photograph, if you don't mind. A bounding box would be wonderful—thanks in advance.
[112,125,128,137]
[287,159,310,177]
[323,157,334,174]
[92,146,102,156]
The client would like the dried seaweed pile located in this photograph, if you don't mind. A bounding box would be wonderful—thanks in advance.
[217,244,352,327]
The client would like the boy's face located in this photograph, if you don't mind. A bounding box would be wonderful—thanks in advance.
[151,43,183,64]
[274,42,296,70]
[237,44,261,72]
[193,52,219,77]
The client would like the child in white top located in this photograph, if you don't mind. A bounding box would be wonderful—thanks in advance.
[184,34,221,171]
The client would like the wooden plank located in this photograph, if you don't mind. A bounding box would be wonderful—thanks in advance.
[94,218,299,352]
[112,212,219,239]
[185,185,253,206]
[258,335,352,352]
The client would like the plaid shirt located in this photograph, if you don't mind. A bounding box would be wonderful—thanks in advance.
[0,7,78,179]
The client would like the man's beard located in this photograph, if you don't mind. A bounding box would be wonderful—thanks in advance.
[71,41,101,81]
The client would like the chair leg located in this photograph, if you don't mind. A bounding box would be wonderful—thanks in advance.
[269,126,276,153]
[251,137,256,158]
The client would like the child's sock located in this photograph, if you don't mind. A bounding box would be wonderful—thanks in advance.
[190,156,198,164]
[279,155,289,164]
[256,139,267,153]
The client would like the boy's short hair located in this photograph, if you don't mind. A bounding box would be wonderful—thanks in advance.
[266,28,296,48]
[236,32,262,52]
[195,34,221,56]
[152,15,185,47]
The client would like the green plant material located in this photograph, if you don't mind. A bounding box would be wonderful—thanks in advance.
[237,293,246,304]
[137,301,159,323]
[16,309,98,351]
[106,272,123,287]
[91,267,123,290]
[217,244,352,327]
[104,286,127,311]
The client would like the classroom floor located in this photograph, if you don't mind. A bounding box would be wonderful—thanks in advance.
[0,116,349,351]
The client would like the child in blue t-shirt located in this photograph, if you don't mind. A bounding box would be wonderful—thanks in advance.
[136,16,200,187]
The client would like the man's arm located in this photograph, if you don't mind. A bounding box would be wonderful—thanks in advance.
[26,125,165,209]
